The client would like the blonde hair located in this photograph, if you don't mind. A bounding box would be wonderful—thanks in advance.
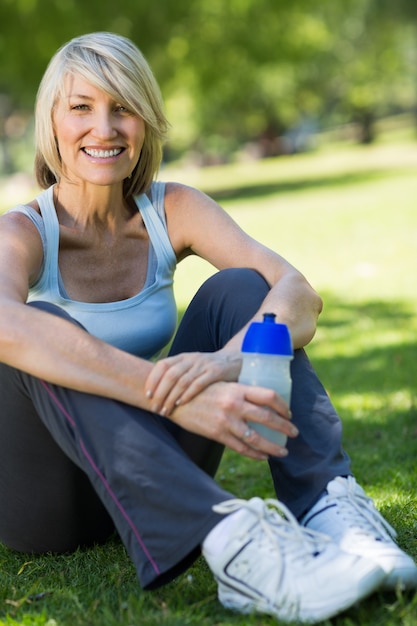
[35,32,169,196]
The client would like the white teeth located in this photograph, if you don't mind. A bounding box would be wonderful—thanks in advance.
[84,148,123,158]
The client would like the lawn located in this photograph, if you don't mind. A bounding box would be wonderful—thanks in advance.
[0,126,417,625]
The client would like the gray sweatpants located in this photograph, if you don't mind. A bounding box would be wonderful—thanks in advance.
[0,269,350,588]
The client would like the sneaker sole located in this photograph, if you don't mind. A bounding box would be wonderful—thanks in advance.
[382,566,417,591]
[218,560,386,624]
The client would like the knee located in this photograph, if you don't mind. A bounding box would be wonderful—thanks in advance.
[28,300,71,319]
[200,268,270,301]
[27,301,86,330]
[191,268,271,345]
[207,268,269,313]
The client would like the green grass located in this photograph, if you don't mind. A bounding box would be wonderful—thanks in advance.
[1,128,417,624]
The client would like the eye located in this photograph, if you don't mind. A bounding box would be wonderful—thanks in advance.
[115,104,133,115]
[71,104,90,111]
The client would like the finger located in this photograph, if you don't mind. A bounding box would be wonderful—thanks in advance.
[155,361,220,414]
[224,415,289,459]
[174,371,219,406]
[241,404,299,442]
[241,384,291,417]
[147,354,223,409]
[225,428,288,460]
[155,365,203,412]
[221,431,269,460]
[174,358,238,406]
[239,423,290,457]
[145,359,173,398]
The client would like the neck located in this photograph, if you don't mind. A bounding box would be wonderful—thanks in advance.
[53,180,134,232]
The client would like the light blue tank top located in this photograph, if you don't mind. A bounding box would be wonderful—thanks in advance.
[9,182,178,359]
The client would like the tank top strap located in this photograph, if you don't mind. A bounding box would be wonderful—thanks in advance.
[135,183,175,269]
[150,181,166,220]
[34,186,60,291]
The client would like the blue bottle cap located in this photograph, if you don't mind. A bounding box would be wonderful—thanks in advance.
[241,313,293,356]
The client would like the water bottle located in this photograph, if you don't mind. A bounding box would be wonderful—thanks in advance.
[238,313,293,446]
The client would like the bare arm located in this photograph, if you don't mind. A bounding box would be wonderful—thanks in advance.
[146,183,323,413]
[0,211,293,460]
[0,212,154,408]
[167,184,323,350]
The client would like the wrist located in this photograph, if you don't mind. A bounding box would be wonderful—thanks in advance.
[218,349,242,381]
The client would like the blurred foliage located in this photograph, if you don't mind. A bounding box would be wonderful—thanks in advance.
[0,0,416,172]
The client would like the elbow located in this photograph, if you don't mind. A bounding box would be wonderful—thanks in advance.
[302,273,323,321]
[302,290,323,346]
[292,283,323,349]
[313,290,324,317]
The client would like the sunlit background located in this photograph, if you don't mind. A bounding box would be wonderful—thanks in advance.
[0,0,416,186]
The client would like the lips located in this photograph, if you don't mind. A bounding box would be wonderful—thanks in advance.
[83,147,123,158]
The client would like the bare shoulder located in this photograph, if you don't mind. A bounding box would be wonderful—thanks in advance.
[161,182,224,258]
[0,200,41,234]
[0,203,44,271]
[163,181,216,212]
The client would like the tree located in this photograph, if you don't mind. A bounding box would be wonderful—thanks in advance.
[157,0,416,155]
[0,0,415,172]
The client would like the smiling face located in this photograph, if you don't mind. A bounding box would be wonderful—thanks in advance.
[53,75,146,189]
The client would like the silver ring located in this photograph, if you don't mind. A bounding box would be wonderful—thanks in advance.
[244,427,253,438]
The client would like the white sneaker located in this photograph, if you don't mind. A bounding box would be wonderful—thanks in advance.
[203,497,385,624]
[301,476,417,590]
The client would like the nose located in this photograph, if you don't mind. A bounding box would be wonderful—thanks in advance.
[91,109,118,140]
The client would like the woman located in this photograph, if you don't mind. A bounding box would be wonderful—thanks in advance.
[0,32,414,624]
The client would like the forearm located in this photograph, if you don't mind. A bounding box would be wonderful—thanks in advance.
[0,302,153,409]
[221,271,323,355]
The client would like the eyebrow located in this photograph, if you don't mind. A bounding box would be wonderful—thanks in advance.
[66,94,94,100]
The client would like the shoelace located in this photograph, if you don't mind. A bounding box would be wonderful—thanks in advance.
[213,498,332,560]
[329,477,397,541]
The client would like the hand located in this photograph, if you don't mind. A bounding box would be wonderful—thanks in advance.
[169,380,299,461]
[145,351,241,416]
